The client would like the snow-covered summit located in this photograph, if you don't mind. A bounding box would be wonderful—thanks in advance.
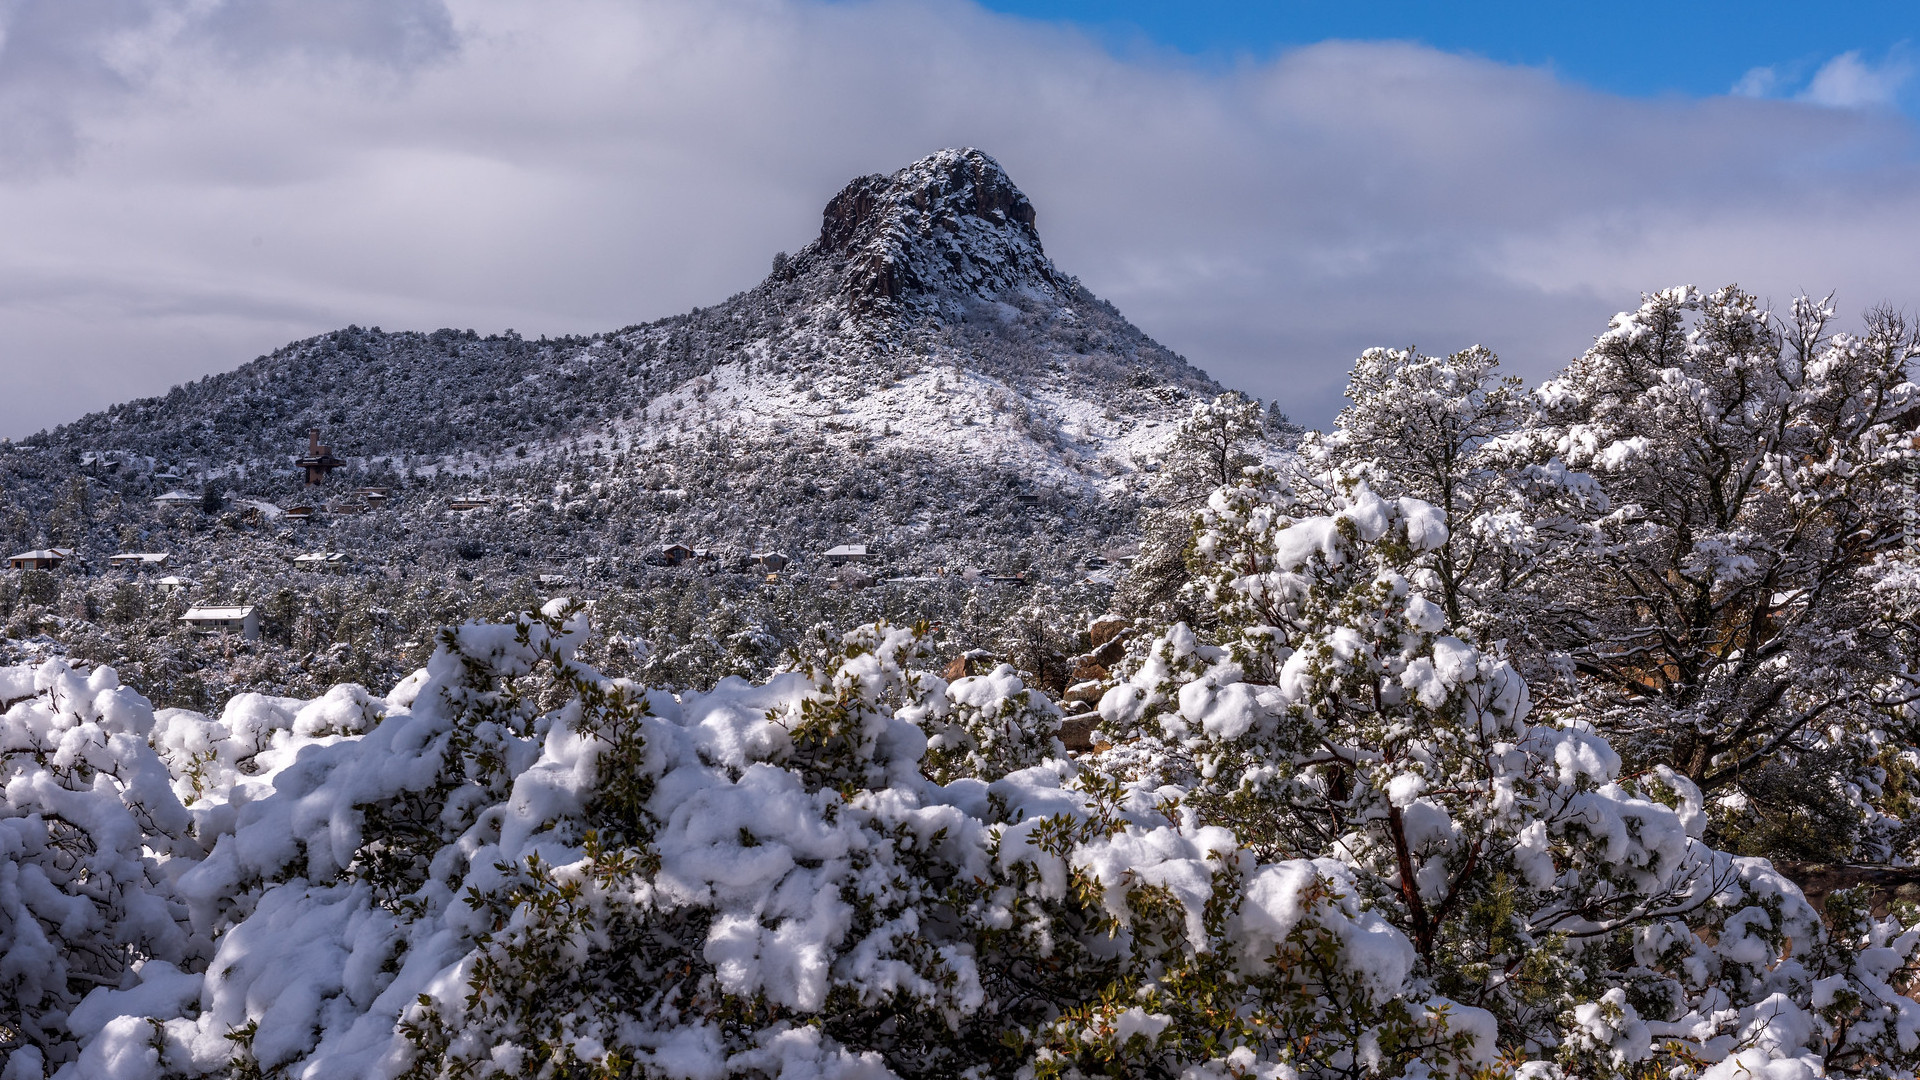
[797,147,1061,314]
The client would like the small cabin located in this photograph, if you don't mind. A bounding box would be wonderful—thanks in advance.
[8,548,72,571]
[181,605,259,640]
[824,544,873,566]
[750,551,791,573]
[155,576,189,595]
[109,552,169,569]
[284,506,316,522]
[659,543,695,567]
[294,551,349,573]
[153,490,199,508]
[447,497,492,511]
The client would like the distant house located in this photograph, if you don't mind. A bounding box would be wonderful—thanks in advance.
[8,548,72,571]
[447,498,491,512]
[658,543,694,567]
[180,605,259,640]
[751,551,791,572]
[824,544,873,566]
[109,552,169,569]
[284,506,315,522]
[294,551,349,572]
[153,490,199,508]
[1015,492,1041,507]
[155,576,189,595]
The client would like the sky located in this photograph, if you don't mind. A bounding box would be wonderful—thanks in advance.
[3,0,1919,438]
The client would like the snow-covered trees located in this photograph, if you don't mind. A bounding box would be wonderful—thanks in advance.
[1519,288,1920,861]
[1299,288,1920,866]
[1097,476,1919,1077]
[1301,344,1588,631]
[5,521,1912,1076]
[1122,391,1269,621]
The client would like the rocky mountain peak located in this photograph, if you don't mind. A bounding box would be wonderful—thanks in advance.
[806,147,1061,313]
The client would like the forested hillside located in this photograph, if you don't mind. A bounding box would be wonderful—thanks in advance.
[0,150,1264,711]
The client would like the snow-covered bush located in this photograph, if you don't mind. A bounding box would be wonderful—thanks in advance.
[921,661,1064,784]
[0,663,200,1075]
[1,578,1913,1077]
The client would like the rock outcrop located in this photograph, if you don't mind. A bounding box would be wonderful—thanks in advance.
[801,148,1062,314]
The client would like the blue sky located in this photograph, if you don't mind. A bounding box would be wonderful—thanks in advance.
[981,1,1920,109]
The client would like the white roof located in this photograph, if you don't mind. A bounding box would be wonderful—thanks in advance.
[154,489,198,502]
[824,544,870,556]
[182,606,255,620]
[109,552,169,563]
[9,549,70,561]
[156,576,188,586]
[294,551,348,563]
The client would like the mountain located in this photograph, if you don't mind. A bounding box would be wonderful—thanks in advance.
[39,148,1217,494]
[0,149,1256,704]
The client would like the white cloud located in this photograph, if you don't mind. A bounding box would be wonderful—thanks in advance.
[1798,49,1913,109]
[1731,65,1778,98]
[3,0,1920,435]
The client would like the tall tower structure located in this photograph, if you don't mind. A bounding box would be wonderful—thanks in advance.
[295,428,346,485]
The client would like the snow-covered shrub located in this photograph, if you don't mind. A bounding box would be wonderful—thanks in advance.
[8,609,1095,1078]
[920,661,1064,784]
[0,662,199,1074]
[3,580,1913,1078]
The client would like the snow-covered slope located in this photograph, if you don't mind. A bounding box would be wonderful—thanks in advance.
[26,149,1228,572]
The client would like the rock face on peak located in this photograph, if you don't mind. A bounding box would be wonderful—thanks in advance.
[803,148,1062,313]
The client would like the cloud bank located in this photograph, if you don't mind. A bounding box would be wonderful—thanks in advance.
[3,0,1920,436]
